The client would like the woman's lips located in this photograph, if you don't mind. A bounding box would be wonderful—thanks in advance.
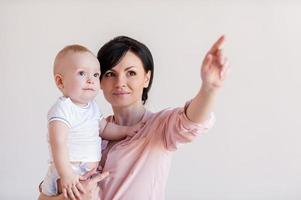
[113,91,130,96]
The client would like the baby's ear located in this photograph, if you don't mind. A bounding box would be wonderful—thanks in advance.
[54,74,64,90]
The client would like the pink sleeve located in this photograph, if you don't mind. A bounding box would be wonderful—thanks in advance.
[161,101,215,151]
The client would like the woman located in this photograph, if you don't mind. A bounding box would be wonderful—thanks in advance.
[39,35,229,200]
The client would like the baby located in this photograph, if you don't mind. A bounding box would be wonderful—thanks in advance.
[41,45,127,199]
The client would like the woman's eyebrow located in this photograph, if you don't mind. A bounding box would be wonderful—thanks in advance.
[124,66,136,71]
[109,66,136,73]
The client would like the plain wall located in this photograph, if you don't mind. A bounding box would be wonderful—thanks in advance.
[1,1,301,199]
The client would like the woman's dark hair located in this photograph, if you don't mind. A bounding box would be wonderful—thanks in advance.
[97,36,154,105]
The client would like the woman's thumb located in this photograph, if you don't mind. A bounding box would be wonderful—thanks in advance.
[80,167,97,180]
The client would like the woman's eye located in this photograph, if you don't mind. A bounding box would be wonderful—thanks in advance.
[79,71,85,76]
[104,72,114,77]
[94,73,100,77]
[128,71,136,76]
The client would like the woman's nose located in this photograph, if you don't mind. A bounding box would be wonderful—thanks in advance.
[115,74,126,88]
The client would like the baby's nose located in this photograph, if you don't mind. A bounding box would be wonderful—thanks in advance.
[87,76,94,84]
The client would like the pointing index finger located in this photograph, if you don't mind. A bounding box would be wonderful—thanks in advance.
[208,35,225,54]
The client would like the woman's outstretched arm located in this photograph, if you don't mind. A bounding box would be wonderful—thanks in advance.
[186,35,230,123]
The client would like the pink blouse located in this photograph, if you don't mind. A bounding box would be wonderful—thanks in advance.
[100,102,215,200]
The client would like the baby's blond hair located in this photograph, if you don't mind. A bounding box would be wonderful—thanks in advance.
[53,44,94,75]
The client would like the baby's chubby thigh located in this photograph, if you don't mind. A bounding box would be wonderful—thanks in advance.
[41,164,60,196]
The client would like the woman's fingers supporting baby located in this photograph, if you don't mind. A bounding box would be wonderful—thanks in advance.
[90,171,110,184]
[80,168,98,181]
[80,171,110,192]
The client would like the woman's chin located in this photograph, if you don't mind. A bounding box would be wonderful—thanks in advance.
[110,99,142,109]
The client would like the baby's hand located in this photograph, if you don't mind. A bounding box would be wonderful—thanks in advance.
[61,172,85,200]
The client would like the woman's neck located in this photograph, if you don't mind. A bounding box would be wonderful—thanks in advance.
[112,103,146,126]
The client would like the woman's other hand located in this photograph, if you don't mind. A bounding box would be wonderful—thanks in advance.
[79,171,110,200]
[201,35,230,90]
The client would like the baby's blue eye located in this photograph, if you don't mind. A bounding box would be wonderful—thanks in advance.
[94,73,100,77]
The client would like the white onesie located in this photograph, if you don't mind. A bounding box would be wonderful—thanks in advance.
[41,96,102,195]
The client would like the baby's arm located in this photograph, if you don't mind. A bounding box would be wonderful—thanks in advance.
[49,121,84,200]
[99,118,129,140]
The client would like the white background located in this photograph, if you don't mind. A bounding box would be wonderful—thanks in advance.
[1,1,301,199]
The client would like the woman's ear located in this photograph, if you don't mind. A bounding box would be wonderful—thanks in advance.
[143,71,151,88]
[54,74,64,90]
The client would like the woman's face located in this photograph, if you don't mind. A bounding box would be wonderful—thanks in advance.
[100,51,151,108]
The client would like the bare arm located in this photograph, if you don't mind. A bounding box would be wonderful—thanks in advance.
[99,118,129,140]
[186,35,230,123]
[49,121,84,200]
[49,121,72,181]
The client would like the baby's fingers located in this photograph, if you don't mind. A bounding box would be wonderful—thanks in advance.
[67,187,76,200]
[72,185,81,200]
[62,188,68,199]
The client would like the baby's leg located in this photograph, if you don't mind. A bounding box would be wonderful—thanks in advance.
[41,164,60,196]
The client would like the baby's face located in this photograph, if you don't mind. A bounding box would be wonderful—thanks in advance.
[60,52,101,106]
